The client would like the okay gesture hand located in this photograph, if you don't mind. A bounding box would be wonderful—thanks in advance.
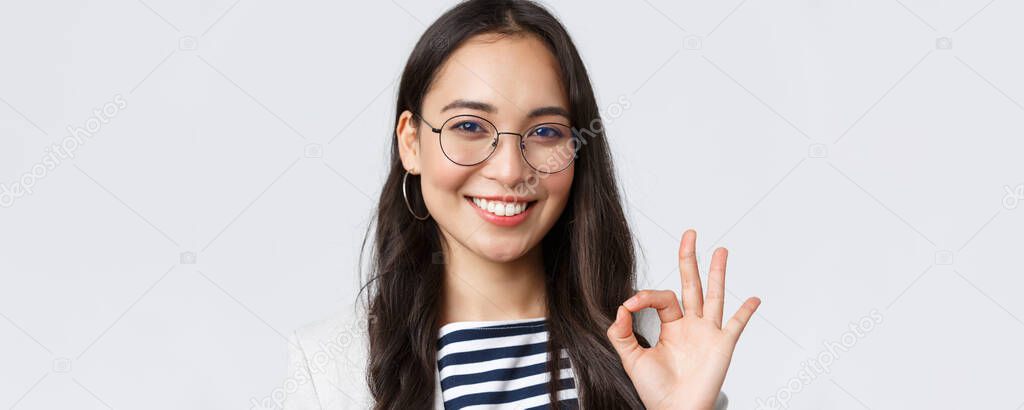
[606,229,761,410]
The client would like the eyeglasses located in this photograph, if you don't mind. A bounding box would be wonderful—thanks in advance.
[413,112,577,174]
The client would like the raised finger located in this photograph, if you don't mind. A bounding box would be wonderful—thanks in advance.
[704,247,728,326]
[678,229,704,317]
[724,296,761,340]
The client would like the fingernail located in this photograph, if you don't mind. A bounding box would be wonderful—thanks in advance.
[623,296,637,309]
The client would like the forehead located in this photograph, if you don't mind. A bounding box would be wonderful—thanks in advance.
[424,33,569,119]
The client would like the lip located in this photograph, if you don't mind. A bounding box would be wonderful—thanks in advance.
[465,196,536,227]
[467,194,536,203]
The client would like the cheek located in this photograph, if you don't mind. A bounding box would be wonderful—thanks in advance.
[419,152,471,210]
[540,167,574,211]
[547,167,573,198]
[424,169,464,198]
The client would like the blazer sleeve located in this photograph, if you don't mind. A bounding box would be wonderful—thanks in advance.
[282,331,323,410]
[634,297,730,410]
[282,310,375,409]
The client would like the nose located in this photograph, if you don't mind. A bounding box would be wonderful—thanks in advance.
[481,133,530,186]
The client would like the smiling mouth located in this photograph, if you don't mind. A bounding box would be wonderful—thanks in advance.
[465,196,537,217]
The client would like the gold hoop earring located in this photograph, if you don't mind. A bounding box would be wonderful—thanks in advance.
[403,170,431,221]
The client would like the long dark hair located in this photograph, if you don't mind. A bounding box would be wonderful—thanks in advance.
[359,0,648,408]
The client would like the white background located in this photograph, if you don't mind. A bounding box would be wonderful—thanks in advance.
[2,0,1023,409]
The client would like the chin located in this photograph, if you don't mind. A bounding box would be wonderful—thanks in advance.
[472,239,530,262]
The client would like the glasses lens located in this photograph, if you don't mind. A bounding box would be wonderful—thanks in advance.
[523,123,576,173]
[439,115,497,165]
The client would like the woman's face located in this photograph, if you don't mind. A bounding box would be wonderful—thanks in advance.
[397,33,574,263]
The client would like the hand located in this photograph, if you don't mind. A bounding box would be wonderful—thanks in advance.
[606,229,761,410]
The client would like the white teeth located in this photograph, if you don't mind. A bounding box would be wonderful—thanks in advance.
[470,197,529,217]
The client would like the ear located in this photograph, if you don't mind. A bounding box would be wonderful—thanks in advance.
[396,110,422,174]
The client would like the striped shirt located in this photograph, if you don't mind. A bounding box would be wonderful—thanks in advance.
[436,317,579,409]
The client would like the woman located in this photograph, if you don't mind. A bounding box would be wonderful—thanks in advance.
[284,0,760,408]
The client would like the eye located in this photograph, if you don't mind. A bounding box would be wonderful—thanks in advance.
[531,126,564,139]
[450,120,487,133]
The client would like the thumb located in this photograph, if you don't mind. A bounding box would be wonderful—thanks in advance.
[606,305,642,369]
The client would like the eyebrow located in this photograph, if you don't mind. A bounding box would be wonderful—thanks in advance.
[440,99,570,119]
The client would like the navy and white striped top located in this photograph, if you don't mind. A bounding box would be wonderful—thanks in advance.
[436,317,579,409]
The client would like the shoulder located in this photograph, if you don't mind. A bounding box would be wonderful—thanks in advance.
[292,307,369,350]
[283,307,374,409]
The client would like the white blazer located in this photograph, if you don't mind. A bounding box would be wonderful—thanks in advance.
[282,306,729,409]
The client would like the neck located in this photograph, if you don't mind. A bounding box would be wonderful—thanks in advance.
[437,232,548,325]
